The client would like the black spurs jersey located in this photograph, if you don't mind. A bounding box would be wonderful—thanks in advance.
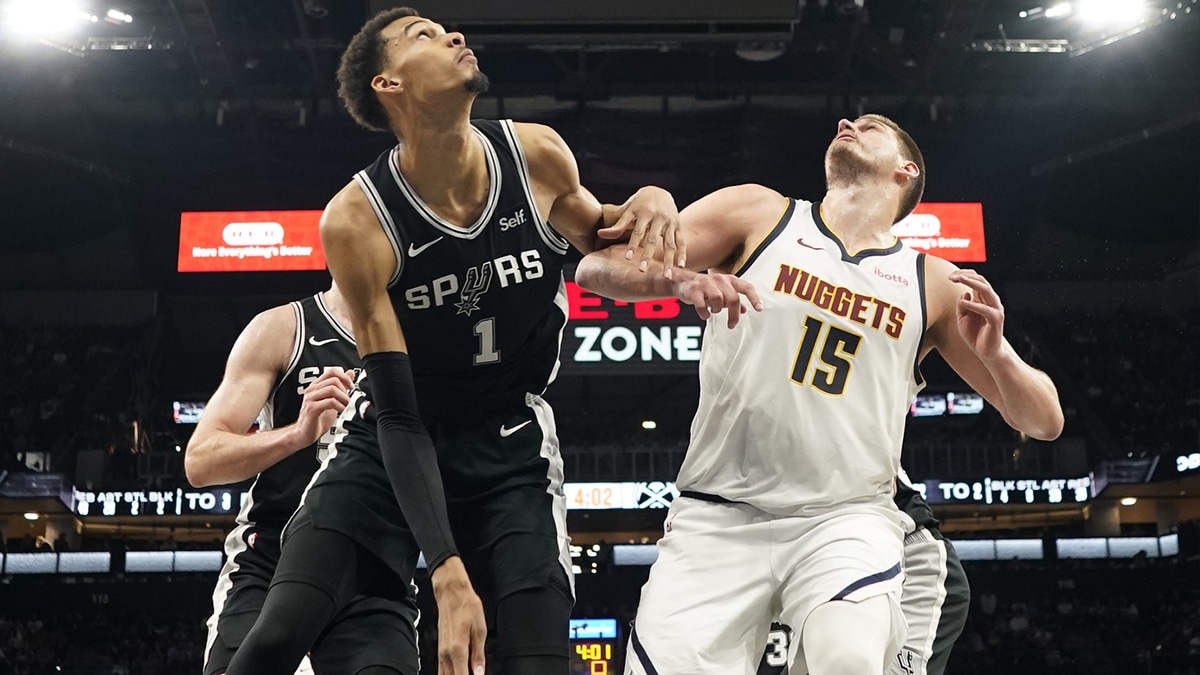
[352,119,572,416]
[234,293,359,531]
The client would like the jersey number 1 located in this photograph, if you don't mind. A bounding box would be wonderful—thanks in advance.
[791,316,862,396]
[473,317,501,365]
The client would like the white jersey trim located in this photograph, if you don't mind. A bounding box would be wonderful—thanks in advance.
[526,392,575,597]
[499,120,571,255]
[387,127,502,240]
[203,523,250,669]
[353,172,405,288]
[314,292,356,346]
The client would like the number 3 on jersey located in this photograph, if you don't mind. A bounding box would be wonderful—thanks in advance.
[474,317,501,365]
[791,315,862,396]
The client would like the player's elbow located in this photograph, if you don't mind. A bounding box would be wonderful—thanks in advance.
[183,441,214,488]
[574,253,607,293]
[1030,408,1065,442]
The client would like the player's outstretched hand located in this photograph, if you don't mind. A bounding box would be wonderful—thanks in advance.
[432,557,487,675]
[291,367,353,447]
[672,269,764,329]
[950,269,1006,361]
[596,186,686,277]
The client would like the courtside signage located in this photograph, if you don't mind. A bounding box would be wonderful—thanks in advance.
[893,202,986,262]
[178,210,326,272]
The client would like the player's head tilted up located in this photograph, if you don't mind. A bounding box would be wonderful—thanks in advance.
[824,114,926,223]
[337,7,490,135]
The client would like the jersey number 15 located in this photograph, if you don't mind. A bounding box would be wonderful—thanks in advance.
[790,315,862,396]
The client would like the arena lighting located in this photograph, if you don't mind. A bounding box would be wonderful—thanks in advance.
[23,512,39,521]
[104,8,132,24]
[1078,0,1144,24]
[1121,497,1138,506]
[3,0,94,35]
[1045,2,1074,17]
[641,420,657,430]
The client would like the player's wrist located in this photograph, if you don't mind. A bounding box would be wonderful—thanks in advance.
[431,556,471,595]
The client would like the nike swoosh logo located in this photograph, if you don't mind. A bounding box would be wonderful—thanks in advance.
[798,238,824,251]
[407,237,444,257]
[308,337,339,346]
[499,420,533,437]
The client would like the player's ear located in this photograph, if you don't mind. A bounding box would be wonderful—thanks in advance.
[896,160,919,185]
[372,74,403,95]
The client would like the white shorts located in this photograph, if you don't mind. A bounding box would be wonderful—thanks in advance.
[626,495,908,675]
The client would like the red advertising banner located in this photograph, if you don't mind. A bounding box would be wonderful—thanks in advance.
[892,202,986,263]
[178,211,326,272]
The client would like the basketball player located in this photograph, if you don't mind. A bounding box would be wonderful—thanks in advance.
[754,470,971,675]
[185,287,358,675]
[224,8,742,675]
[575,114,1064,675]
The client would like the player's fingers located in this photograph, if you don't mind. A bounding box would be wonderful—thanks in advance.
[958,297,1003,323]
[675,228,688,268]
[733,278,764,311]
[688,288,712,320]
[715,279,742,329]
[470,612,487,675]
[951,272,1001,306]
[597,208,637,242]
[637,217,668,272]
[449,632,469,675]
[659,218,680,275]
[626,216,649,260]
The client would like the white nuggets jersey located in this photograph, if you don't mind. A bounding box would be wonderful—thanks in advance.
[678,198,928,516]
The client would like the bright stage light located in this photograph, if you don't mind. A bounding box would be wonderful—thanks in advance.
[1045,3,1074,18]
[3,0,92,35]
[105,8,132,24]
[1078,0,1144,25]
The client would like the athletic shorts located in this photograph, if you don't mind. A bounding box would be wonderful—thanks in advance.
[297,390,574,659]
[626,495,908,675]
[262,508,421,675]
[888,527,970,675]
[204,525,290,675]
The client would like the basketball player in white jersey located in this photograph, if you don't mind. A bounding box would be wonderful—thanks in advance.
[575,114,1063,675]
[186,286,357,675]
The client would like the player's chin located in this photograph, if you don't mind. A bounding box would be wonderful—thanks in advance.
[463,70,490,95]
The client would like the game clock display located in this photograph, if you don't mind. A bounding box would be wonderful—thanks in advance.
[569,619,618,674]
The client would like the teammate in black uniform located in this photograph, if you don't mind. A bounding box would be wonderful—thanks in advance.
[226,7,703,675]
[754,475,970,675]
[186,288,358,675]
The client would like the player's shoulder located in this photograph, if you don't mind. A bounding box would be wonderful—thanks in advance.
[686,183,791,232]
[226,303,299,376]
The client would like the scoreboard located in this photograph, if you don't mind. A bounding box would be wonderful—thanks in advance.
[570,618,619,675]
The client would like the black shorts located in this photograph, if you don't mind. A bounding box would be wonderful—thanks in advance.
[273,509,421,675]
[302,389,574,659]
[203,525,279,675]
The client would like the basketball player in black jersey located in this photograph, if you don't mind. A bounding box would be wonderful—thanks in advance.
[186,287,360,674]
[225,7,755,675]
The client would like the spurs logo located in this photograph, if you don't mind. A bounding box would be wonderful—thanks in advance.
[454,262,494,316]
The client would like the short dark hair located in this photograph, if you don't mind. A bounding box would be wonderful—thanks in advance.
[862,114,926,223]
[337,7,420,132]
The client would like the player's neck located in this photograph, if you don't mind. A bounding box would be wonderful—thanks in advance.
[820,185,898,253]
[320,289,352,334]
[393,107,488,219]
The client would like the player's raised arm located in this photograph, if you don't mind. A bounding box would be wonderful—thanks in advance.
[514,122,686,271]
[185,307,353,488]
[924,255,1064,441]
[575,184,783,328]
[321,182,487,675]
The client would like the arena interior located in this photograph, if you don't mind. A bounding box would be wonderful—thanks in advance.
[0,0,1198,673]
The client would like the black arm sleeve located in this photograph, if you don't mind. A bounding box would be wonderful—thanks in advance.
[361,351,459,572]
